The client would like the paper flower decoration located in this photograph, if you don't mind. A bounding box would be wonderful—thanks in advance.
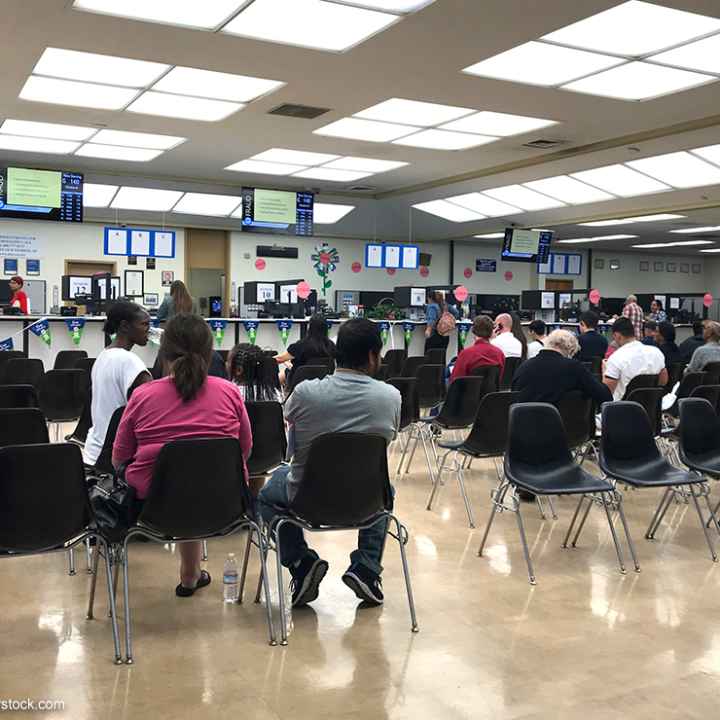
[311,243,340,296]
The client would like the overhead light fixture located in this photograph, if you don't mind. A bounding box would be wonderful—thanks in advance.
[91,129,185,150]
[579,213,686,226]
[111,186,184,212]
[577,219,629,227]
[440,110,557,137]
[314,117,417,142]
[670,226,720,234]
[225,159,308,175]
[0,119,96,141]
[33,47,169,88]
[172,192,242,216]
[252,148,340,165]
[152,66,285,103]
[627,151,720,188]
[523,175,614,204]
[333,0,434,11]
[83,183,119,207]
[541,1,720,57]
[633,240,714,248]
[75,144,164,161]
[20,76,139,110]
[221,0,400,53]
[700,248,720,253]
[691,144,720,167]
[292,168,373,182]
[446,192,522,217]
[393,129,496,150]
[570,164,669,197]
[482,184,565,211]
[557,234,638,244]
[322,156,408,172]
[474,232,505,239]
[126,91,244,121]
[354,98,475,126]
[651,35,720,75]
[462,41,622,87]
[562,61,715,101]
[313,203,356,223]
[413,200,484,222]
[0,135,80,154]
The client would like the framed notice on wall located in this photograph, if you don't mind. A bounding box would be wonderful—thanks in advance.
[124,269,144,297]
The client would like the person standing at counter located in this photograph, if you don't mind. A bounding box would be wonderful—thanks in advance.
[622,294,644,340]
[8,276,29,314]
[156,280,195,321]
[424,291,458,354]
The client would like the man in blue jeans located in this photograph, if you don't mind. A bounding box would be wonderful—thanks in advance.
[258,319,401,608]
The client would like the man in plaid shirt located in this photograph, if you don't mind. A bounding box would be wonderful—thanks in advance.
[622,294,644,340]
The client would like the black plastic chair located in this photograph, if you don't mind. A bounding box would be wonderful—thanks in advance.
[75,357,96,373]
[305,355,336,372]
[258,433,418,644]
[0,384,39,409]
[69,358,96,443]
[556,391,594,455]
[0,350,25,383]
[470,364,500,397]
[287,364,330,394]
[667,361,686,388]
[621,373,658,400]
[92,406,126,476]
[416,364,445,409]
[627,387,665,438]
[4,358,44,390]
[39,369,89,440]
[478,403,630,585]
[703,361,720,385]
[691,384,720,414]
[383,349,407,377]
[245,401,287,480]
[401,356,426,377]
[425,348,446,366]
[388,377,421,478]
[667,372,709,417]
[54,350,88,370]
[0,408,49,447]
[0,443,122,663]
[374,364,390,382]
[500,356,522,391]
[599,401,717,562]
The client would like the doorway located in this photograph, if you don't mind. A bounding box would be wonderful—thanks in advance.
[185,229,229,316]
[64,260,117,311]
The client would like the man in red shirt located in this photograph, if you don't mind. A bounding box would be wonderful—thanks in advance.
[622,294,644,340]
[450,315,505,381]
[9,276,29,314]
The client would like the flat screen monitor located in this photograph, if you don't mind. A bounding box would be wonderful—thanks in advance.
[410,288,425,307]
[501,228,552,263]
[240,187,313,236]
[0,167,83,222]
[98,277,121,301]
[278,284,298,304]
[62,275,92,301]
[0,279,11,304]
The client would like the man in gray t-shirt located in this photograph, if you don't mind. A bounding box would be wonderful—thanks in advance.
[685,321,720,375]
[258,319,401,609]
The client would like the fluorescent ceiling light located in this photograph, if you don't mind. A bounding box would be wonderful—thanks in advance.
[440,110,557,137]
[446,192,522,217]
[523,176,614,205]
[252,148,340,165]
[633,240,714,248]
[670,226,720,234]
[570,164,669,197]
[0,119,96,141]
[127,91,243,121]
[83,183,119,208]
[172,192,242,216]
[224,159,307,175]
[111,186,183,212]
[0,135,80,154]
[291,168,372,182]
[700,249,720,253]
[557,234,638,244]
[314,117,417,142]
[313,203,356,223]
[153,66,284,103]
[482,184,565,211]
[692,144,720,167]
[92,129,185,150]
[562,61,715,101]
[355,98,474,126]
[322,157,408,172]
[651,35,720,75]
[334,0,434,11]
[20,76,139,110]
[221,0,400,53]
[413,199,484,222]
[393,129,496,150]
[33,47,169,88]
[474,232,505,239]
[462,41,622,87]
[579,213,685,226]
[578,219,628,227]
[72,0,245,30]
[75,144,164,161]
[627,151,720,189]
[541,1,720,57]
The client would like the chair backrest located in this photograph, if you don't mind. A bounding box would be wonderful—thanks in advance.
[401,356,426,377]
[53,350,88,370]
[555,390,594,449]
[690,384,720,413]
[0,384,39,409]
[387,377,420,431]
[434,376,485,429]
[425,348,446,366]
[288,365,330,393]
[590,356,603,377]
[94,406,125,474]
[4,358,44,389]
[383,349,407,377]
[667,361,686,387]
[244,401,287,477]
[627,387,665,437]
[0,443,92,552]
[463,391,520,457]
[263,349,278,358]
[305,355,336,372]
[374,364,390,382]
[677,371,708,400]
[0,408,49,447]
[39,369,88,421]
[290,433,390,527]
[471,364,500,396]
[217,349,229,363]
[703,361,720,384]
[415,364,445,408]
[138,438,250,538]
[621,373,659,400]
[600,402,660,472]
[0,351,26,383]
[506,403,573,474]
[500,356,522,391]
[679,397,720,462]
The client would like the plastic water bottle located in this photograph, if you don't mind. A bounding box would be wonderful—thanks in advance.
[223,553,239,603]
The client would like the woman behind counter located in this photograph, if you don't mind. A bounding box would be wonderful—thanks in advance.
[156,280,196,321]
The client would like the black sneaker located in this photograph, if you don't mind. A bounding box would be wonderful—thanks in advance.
[342,565,384,606]
[289,554,328,607]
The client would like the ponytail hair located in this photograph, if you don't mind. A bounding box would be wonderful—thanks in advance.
[159,313,212,402]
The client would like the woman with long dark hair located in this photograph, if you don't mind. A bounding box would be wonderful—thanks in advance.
[275,313,336,384]
[113,313,252,597]
[156,280,195,320]
[228,343,283,402]
[510,312,529,361]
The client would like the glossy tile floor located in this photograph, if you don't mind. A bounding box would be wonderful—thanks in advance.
[3,428,720,719]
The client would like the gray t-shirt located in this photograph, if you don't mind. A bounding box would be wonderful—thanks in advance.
[285,371,401,499]
[686,342,720,374]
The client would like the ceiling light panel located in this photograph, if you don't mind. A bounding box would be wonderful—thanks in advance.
[474,232,505,239]
[153,66,284,103]
[20,76,139,110]
[313,203,356,223]
[523,176,614,204]
[221,0,400,52]
[541,1,720,57]
[111,187,184,212]
[322,157,408,172]
[651,35,720,75]
[691,144,720,167]
[440,110,557,137]
[462,41,623,87]
[633,240,714,248]
[557,234,638,244]
[0,135,80,154]
[73,0,245,30]
[0,119,96,141]
[670,226,720,234]
[578,219,629,227]
[627,151,720,188]
[225,159,308,175]
[253,148,340,165]
[75,144,164,161]
[482,185,565,211]
[172,192,242,216]
[314,117,417,142]
[33,48,169,88]
[334,0,434,11]
[700,249,720,253]
[562,61,715,101]
[83,183,119,207]
[292,168,372,182]
[579,213,685,226]
[413,200,484,222]
[446,192,522,217]
[91,129,185,150]
[570,164,670,197]
[126,91,243,121]
[393,129,496,150]
[355,98,474,126]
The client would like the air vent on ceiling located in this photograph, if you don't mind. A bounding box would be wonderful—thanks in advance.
[268,103,331,119]
[521,139,569,149]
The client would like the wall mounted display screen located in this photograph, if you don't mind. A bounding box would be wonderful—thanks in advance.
[501,228,552,264]
[240,187,314,236]
[365,243,420,269]
[0,167,83,222]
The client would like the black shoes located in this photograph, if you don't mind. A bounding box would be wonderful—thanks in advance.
[289,553,328,607]
[342,564,384,606]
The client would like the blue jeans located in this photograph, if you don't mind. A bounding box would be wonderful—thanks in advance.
[257,465,391,576]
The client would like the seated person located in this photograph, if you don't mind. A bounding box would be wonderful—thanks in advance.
[258,319,401,608]
[656,321,682,369]
[491,313,523,358]
[113,313,252,597]
[686,320,720,374]
[648,298,667,323]
[83,301,152,467]
[512,330,612,405]
[526,320,547,359]
[603,317,667,401]
[642,320,658,346]
[275,313,336,384]
[678,320,705,363]
[228,343,283,402]
[449,315,505,382]
[576,310,608,361]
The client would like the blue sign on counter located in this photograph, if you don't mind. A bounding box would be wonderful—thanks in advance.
[476,259,497,272]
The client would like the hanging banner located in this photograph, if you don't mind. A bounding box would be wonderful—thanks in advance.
[276,319,293,347]
[209,319,227,347]
[457,322,472,350]
[0,337,14,351]
[377,321,390,346]
[29,319,51,347]
[401,321,415,346]
[243,320,259,345]
[64,317,86,346]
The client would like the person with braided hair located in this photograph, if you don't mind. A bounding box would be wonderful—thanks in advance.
[228,343,283,403]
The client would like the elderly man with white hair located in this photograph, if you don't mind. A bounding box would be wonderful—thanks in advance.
[512,329,613,405]
[622,294,644,340]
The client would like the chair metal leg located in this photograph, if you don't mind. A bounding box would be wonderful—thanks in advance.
[601,493,627,575]
[395,431,411,477]
[419,430,435,485]
[426,451,449,511]
[201,540,208,562]
[456,462,476,528]
[122,543,134,664]
[562,495,587,548]
[514,503,536,585]
[404,433,420,475]
[251,523,277,645]
[536,496,547,521]
[704,494,720,534]
[86,542,102,619]
[478,483,509,557]
[570,493,594,548]
[100,541,123,664]
[690,485,718,562]
[238,529,253,604]
[645,487,672,539]
[85,539,93,574]
[614,491,640,572]
[391,515,419,633]
[109,552,120,618]
[546,496,558,520]
[273,520,289,646]
[707,497,720,530]
[67,548,76,576]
